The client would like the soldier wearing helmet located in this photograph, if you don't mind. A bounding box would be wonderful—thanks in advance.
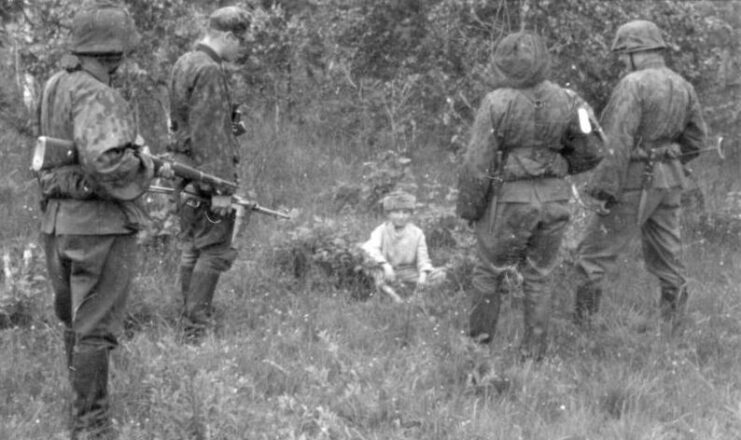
[457,31,605,360]
[611,19,667,54]
[36,1,154,437]
[68,0,139,56]
[572,20,707,335]
[168,6,252,343]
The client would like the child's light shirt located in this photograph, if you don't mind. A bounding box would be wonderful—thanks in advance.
[361,221,433,278]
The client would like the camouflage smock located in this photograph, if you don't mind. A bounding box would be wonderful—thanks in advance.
[586,55,706,199]
[38,55,153,235]
[458,80,603,220]
[574,53,707,291]
[168,44,239,191]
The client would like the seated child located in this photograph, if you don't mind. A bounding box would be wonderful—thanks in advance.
[360,190,445,302]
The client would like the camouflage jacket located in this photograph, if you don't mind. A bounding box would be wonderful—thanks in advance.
[587,55,706,199]
[38,55,153,235]
[457,80,604,220]
[168,44,239,193]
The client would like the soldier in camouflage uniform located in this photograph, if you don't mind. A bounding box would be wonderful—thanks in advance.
[457,31,604,360]
[36,2,153,437]
[572,20,706,334]
[168,6,251,341]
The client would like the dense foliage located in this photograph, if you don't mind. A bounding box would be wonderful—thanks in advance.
[1,0,738,152]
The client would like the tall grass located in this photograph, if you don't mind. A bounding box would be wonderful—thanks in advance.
[2,120,741,439]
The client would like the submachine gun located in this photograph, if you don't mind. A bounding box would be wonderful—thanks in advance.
[31,136,291,219]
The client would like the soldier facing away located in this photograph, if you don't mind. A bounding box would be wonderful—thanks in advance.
[457,31,605,360]
[36,1,155,438]
[168,6,252,342]
[572,20,707,334]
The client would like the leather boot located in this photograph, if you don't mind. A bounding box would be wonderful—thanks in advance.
[183,271,220,341]
[520,325,547,362]
[179,266,194,305]
[573,282,602,327]
[659,286,689,336]
[469,288,502,345]
[520,285,549,362]
[71,347,112,439]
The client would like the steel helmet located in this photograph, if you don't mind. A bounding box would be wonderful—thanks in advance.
[69,1,139,55]
[611,20,667,54]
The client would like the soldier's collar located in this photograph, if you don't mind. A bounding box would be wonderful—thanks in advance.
[77,56,111,85]
[195,43,223,64]
[633,53,665,70]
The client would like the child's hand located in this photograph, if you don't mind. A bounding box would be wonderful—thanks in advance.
[417,272,428,286]
[382,263,396,282]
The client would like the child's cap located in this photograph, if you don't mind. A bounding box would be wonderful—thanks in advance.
[383,190,416,211]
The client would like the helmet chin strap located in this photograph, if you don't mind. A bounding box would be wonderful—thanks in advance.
[629,53,636,71]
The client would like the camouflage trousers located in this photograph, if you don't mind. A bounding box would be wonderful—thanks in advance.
[469,199,570,359]
[575,188,686,291]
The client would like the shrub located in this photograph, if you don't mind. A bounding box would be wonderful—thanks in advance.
[0,242,49,329]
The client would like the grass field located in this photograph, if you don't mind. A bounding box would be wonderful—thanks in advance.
[2,124,741,440]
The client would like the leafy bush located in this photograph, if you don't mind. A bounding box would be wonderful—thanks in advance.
[329,149,417,214]
[270,216,374,297]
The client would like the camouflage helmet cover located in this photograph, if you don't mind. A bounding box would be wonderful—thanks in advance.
[611,20,667,53]
[383,190,417,211]
[491,31,550,89]
[69,1,139,55]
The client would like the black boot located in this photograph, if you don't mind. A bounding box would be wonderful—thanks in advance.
[520,286,550,362]
[179,266,194,305]
[520,325,547,362]
[659,286,689,336]
[573,282,602,327]
[183,271,220,342]
[71,347,112,439]
[469,289,502,345]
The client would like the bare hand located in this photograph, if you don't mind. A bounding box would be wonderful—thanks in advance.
[382,263,396,283]
[210,195,234,217]
[157,161,175,179]
[417,272,428,286]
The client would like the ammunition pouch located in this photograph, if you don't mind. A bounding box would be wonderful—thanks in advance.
[456,173,493,222]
